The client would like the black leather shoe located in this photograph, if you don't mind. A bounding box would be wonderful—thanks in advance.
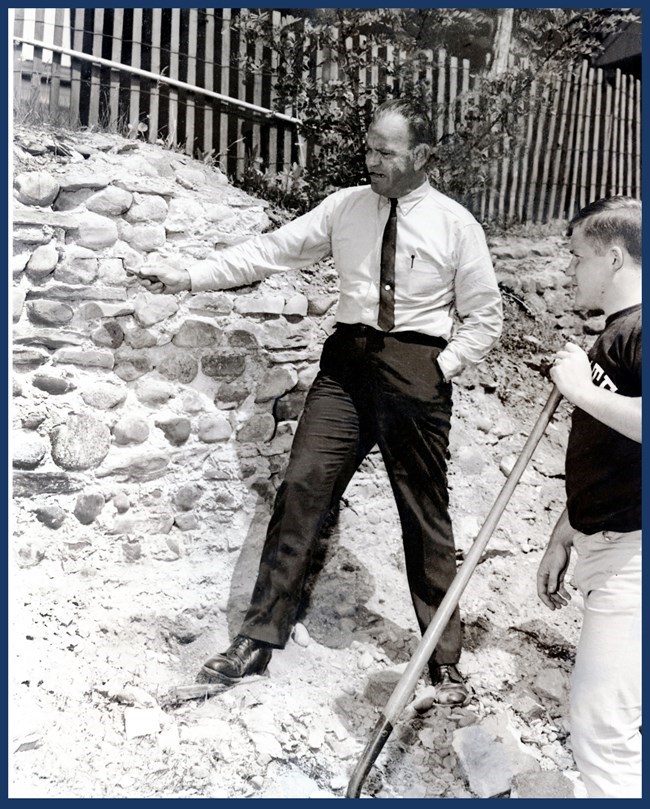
[430,663,471,706]
[201,635,272,685]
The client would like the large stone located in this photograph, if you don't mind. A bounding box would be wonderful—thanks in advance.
[135,378,174,407]
[34,505,66,529]
[74,492,105,525]
[13,253,30,277]
[76,212,119,249]
[13,206,80,230]
[98,258,127,285]
[32,374,76,395]
[197,414,232,443]
[13,430,47,469]
[95,450,170,481]
[452,711,539,798]
[91,320,124,349]
[122,223,166,252]
[172,483,204,510]
[112,416,150,446]
[125,193,168,223]
[283,294,309,317]
[14,171,60,206]
[255,367,298,402]
[133,293,179,327]
[171,319,221,348]
[59,169,111,191]
[53,188,94,212]
[237,414,275,443]
[13,346,49,370]
[307,294,337,316]
[156,354,198,384]
[13,472,85,497]
[50,414,111,470]
[155,417,191,446]
[531,667,570,705]
[12,287,26,323]
[234,294,285,316]
[85,186,133,216]
[26,241,59,279]
[81,382,127,410]
[113,354,154,381]
[165,197,206,231]
[53,348,114,369]
[28,300,74,326]
[511,771,578,799]
[188,293,234,316]
[55,245,99,285]
[123,327,157,349]
[27,284,126,303]
[201,353,246,380]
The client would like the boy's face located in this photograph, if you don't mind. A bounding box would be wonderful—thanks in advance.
[567,225,614,311]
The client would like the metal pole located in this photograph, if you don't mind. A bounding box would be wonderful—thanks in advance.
[13,34,302,126]
[347,385,563,798]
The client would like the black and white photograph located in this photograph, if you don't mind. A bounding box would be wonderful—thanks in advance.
[9,5,642,799]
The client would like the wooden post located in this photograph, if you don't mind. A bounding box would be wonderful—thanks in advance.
[109,9,124,129]
[617,68,627,195]
[88,9,104,127]
[129,9,144,134]
[436,48,446,142]
[69,9,84,126]
[202,9,215,158]
[527,81,548,221]
[147,9,163,144]
[185,8,198,155]
[268,10,281,173]
[599,76,613,198]
[588,68,603,204]
[578,65,595,210]
[448,55,458,134]
[558,67,580,220]
[516,79,536,222]
[567,60,588,219]
[610,68,621,195]
[251,20,264,169]
[625,73,633,196]
[537,75,561,221]
[634,79,642,197]
[166,8,180,146]
[49,8,66,117]
[219,8,232,171]
[31,10,45,99]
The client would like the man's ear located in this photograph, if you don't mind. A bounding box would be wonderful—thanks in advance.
[413,144,431,171]
[610,244,624,271]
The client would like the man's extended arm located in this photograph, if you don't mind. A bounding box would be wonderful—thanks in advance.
[551,342,642,443]
[138,195,336,293]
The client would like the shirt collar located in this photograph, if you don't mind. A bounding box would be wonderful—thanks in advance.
[379,179,430,215]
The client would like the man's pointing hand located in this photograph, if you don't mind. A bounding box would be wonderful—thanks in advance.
[136,265,192,294]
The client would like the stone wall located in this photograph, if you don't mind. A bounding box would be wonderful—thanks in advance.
[11,129,580,602]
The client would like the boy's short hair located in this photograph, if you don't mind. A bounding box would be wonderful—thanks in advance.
[373,98,432,149]
[568,196,642,265]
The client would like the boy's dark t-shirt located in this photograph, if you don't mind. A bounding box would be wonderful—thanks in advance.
[565,304,642,534]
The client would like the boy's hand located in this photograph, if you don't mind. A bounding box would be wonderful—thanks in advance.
[550,342,592,405]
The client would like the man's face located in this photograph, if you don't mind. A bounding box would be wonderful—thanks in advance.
[567,225,614,311]
[365,112,427,198]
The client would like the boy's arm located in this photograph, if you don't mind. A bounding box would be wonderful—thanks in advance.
[551,342,642,443]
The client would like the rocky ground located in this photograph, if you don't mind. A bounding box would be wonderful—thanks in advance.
[10,125,599,799]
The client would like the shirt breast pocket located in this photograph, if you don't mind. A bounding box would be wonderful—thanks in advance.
[407,258,450,296]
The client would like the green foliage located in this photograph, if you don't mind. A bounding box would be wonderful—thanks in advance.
[233,7,638,216]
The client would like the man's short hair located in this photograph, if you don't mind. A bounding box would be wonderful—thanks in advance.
[568,196,642,265]
[373,98,432,149]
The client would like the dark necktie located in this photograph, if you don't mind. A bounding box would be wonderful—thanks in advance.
[378,198,397,331]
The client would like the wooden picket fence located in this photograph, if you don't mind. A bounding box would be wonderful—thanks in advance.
[13,7,641,224]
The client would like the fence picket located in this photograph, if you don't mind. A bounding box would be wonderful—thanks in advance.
[148,9,163,145]
[267,10,281,172]
[49,8,65,115]
[185,8,198,155]
[88,9,104,126]
[600,76,613,198]
[108,9,124,128]
[69,9,84,126]
[436,48,446,142]
[578,65,595,210]
[527,81,548,219]
[634,78,641,196]
[567,60,588,218]
[617,68,626,195]
[610,68,621,194]
[558,69,579,220]
[626,73,633,196]
[202,10,215,158]
[517,79,536,221]
[588,68,603,203]
[219,8,232,170]
[31,9,45,97]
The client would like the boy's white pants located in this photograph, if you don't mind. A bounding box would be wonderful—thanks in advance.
[570,528,642,799]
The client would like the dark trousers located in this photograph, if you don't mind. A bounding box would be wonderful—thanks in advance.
[240,324,461,666]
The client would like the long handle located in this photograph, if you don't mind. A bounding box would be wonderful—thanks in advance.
[346,385,563,798]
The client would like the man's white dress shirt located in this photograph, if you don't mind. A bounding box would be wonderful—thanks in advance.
[188,180,503,380]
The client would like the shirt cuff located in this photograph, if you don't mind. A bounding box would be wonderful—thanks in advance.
[436,349,461,381]
[186,258,225,292]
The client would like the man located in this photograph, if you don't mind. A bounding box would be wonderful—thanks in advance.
[141,98,503,706]
[536,197,641,798]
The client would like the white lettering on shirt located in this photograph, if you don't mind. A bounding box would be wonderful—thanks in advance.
[591,361,618,392]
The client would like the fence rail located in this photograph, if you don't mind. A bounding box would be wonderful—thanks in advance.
[13,7,641,224]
